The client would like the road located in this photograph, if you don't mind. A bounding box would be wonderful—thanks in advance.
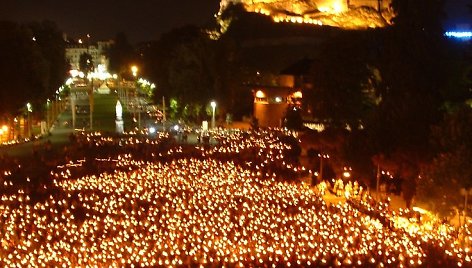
[0,106,74,160]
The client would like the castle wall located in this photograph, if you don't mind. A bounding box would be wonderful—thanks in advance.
[224,0,391,12]
[349,0,391,10]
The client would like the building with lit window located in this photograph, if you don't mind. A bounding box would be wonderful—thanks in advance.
[252,58,314,128]
[65,40,113,71]
[253,75,304,128]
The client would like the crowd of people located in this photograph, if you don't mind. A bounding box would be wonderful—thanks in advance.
[0,129,470,266]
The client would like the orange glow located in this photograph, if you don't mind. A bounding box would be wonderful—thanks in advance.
[293,91,302,98]
[0,129,470,266]
[217,0,394,31]
[256,90,266,98]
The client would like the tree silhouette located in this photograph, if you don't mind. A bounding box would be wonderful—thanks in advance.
[106,32,136,79]
[28,20,68,99]
[419,106,472,217]
[0,21,47,116]
[79,53,93,75]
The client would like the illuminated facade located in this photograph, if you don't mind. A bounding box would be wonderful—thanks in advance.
[65,40,113,71]
[253,75,303,127]
[218,0,394,30]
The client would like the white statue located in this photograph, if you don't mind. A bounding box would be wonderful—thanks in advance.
[116,100,122,121]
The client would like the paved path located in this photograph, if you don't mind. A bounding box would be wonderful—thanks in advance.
[0,108,74,159]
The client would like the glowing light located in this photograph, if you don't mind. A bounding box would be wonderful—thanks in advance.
[445,31,472,39]
[131,65,138,77]
[293,91,303,98]
[0,129,469,266]
[333,1,345,13]
[256,90,265,98]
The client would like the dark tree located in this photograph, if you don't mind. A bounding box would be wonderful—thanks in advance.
[143,25,219,121]
[283,106,304,130]
[306,31,374,129]
[28,20,68,99]
[106,32,136,78]
[79,53,93,75]
[418,106,472,217]
[0,21,48,117]
[364,0,447,206]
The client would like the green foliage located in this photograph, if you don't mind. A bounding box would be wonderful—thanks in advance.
[169,98,179,120]
[137,80,156,99]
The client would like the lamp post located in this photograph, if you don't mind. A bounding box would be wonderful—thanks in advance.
[46,99,51,131]
[130,65,139,128]
[461,187,472,230]
[26,102,32,138]
[210,101,216,129]
[317,153,329,181]
[131,65,138,78]
[376,164,381,200]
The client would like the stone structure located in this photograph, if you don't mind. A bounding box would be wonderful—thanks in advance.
[218,0,394,30]
[253,75,303,128]
[222,0,391,13]
[65,40,113,71]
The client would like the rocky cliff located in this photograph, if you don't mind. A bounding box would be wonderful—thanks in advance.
[218,0,394,30]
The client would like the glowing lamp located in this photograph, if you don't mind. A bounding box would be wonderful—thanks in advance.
[131,66,138,77]
[293,91,303,98]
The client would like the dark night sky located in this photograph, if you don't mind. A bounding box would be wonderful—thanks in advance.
[0,0,471,43]
[0,0,221,43]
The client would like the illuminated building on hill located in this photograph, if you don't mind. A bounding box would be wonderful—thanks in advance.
[218,0,394,32]
[65,39,113,71]
[253,59,312,127]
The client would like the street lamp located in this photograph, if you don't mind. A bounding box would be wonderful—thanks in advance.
[131,65,138,78]
[46,99,51,131]
[210,101,216,129]
[343,166,352,179]
[26,102,32,138]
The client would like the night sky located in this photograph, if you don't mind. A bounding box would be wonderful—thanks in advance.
[0,0,221,43]
[0,0,470,43]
